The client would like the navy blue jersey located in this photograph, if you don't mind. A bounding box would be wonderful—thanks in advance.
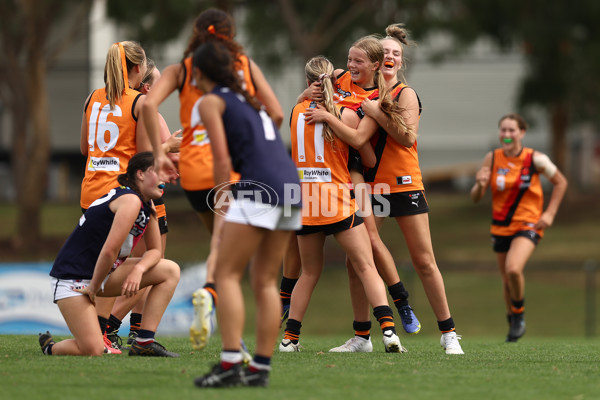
[50,186,152,280]
[213,86,301,207]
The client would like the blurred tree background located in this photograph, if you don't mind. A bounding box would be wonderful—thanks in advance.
[1,0,599,250]
[111,0,600,172]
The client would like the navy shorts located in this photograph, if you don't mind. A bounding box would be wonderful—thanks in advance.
[297,213,364,236]
[491,230,540,253]
[370,190,429,217]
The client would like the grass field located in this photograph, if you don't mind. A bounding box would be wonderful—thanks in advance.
[1,334,599,400]
[1,192,599,398]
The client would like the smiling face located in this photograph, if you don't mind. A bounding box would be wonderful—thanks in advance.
[381,38,403,83]
[347,46,379,88]
[498,117,525,154]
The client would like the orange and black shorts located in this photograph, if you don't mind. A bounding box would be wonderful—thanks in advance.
[491,230,540,253]
[296,213,363,236]
[370,190,429,217]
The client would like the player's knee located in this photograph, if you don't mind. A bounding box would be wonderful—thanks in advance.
[79,340,104,356]
[412,257,437,276]
[161,259,180,282]
[504,266,522,280]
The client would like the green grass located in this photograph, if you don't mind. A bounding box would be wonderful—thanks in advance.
[1,334,599,400]
[1,193,599,398]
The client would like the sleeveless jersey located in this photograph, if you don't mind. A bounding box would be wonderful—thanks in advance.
[363,83,424,193]
[333,70,377,108]
[291,100,356,225]
[81,88,142,209]
[51,186,152,280]
[178,55,254,191]
[213,86,300,207]
[490,147,544,237]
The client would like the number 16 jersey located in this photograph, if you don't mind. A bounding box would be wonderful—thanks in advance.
[80,87,142,209]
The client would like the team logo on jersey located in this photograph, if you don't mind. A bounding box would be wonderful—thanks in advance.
[496,175,505,191]
[519,173,531,190]
[396,175,413,185]
[192,129,210,146]
[190,96,210,146]
[297,168,332,183]
[333,87,352,104]
[335,87,352,98]
[88,157,120,172]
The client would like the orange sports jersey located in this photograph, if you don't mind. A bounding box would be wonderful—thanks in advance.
[80,87,142,209]
[490,147,544,237]
[290,100,356,225]
[154,195,166,219]
[333,70,377,108]
[178,55,254,191]
[363,82,423,194]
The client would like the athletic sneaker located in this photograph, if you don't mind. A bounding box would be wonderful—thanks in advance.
[440,331,464,355]
[240,339,252,365]
[242,367,269,387]
[279,338,301,352]
[280,303,290,327]
[38,331,55,355]
[398,305,422,334]
[329,336,373,353]
[506,313,526,342]
[129,340,180,357]
[190,288,217,350]
[103,332,122,354]
[382,331,407,353]
[126,331,138,347]
[194,363,243,388]
[106,329,125,350]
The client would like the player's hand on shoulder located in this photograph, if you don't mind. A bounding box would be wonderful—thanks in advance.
[304,104,329,124]
[361,98,380,117]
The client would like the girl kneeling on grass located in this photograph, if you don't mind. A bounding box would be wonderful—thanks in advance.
[39,152,180,357]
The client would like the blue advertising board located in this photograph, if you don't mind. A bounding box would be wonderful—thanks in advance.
[0,262,206,335]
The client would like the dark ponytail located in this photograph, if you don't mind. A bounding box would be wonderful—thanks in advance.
[192,41,262,112]
[181,9,244,65]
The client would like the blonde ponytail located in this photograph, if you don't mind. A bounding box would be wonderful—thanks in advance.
[305,56,339,144]
[104,41,145,109]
